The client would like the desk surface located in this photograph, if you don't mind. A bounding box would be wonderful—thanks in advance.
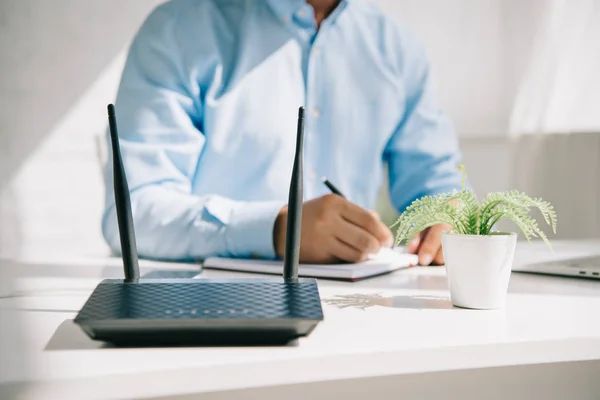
[1,239,600,399]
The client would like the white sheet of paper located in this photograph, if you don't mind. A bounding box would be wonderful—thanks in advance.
[200,247,418,281]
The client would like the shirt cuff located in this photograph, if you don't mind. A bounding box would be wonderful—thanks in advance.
[226,201,286,259]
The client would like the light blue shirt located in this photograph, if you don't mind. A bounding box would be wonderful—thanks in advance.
[102,0,464,261]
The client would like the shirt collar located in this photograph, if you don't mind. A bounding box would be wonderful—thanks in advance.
[266,0,350,26]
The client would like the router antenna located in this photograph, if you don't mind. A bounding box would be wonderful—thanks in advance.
[283,106,305,282]
[107,104,140,282]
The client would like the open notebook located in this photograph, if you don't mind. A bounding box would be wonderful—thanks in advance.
[202,247,419,281]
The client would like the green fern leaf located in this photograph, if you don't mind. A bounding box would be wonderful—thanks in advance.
[456,190,479,234]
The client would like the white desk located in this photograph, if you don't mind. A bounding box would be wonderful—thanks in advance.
[1,239,600,400]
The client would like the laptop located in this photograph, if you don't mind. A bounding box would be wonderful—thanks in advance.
[513,255,600,279]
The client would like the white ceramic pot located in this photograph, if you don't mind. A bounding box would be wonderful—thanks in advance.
[441,232,517,310]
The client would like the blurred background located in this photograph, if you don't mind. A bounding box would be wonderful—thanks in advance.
[1,0,599,261]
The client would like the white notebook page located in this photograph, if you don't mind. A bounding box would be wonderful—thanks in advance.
[201,247,418,281]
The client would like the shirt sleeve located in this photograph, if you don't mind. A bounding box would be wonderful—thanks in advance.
[101,4,284,261]
[384,35,465,213]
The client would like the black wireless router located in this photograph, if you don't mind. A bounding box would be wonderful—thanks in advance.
[73,105,324,346]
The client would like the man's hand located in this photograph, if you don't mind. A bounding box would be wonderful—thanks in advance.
[407,224,453,266]
[273,194,394,264]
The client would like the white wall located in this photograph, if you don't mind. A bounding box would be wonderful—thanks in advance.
[0,0,162,189]
[0,52,128,259]
[0,0,161,258]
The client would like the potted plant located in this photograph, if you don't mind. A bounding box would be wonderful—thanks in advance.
[391,165,557,310]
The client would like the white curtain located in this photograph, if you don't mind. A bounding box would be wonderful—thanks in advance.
[509,0,600,135]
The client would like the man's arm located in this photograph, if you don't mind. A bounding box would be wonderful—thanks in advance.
[102,5,284,261]
[384,34,463,265]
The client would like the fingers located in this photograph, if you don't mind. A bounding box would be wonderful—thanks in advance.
[335,217,381,256]
[341,201,393,247]
[417,224,451,265]
[407,232,422,254]
[381,225,395,248]
[433,247,445,265]
[417,227,442,266]
[301,194,397,264]
[329,238,369,263]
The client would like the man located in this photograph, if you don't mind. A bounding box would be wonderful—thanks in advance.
[102,0,462,265]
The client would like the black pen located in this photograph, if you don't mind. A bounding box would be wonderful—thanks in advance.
[321,177,345,198]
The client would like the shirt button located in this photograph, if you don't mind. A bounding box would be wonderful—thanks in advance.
[312,108,321,118]
[297,8,306,17]
[312,47,321,56]
[309,169,317,180]
[281,16,290,23]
